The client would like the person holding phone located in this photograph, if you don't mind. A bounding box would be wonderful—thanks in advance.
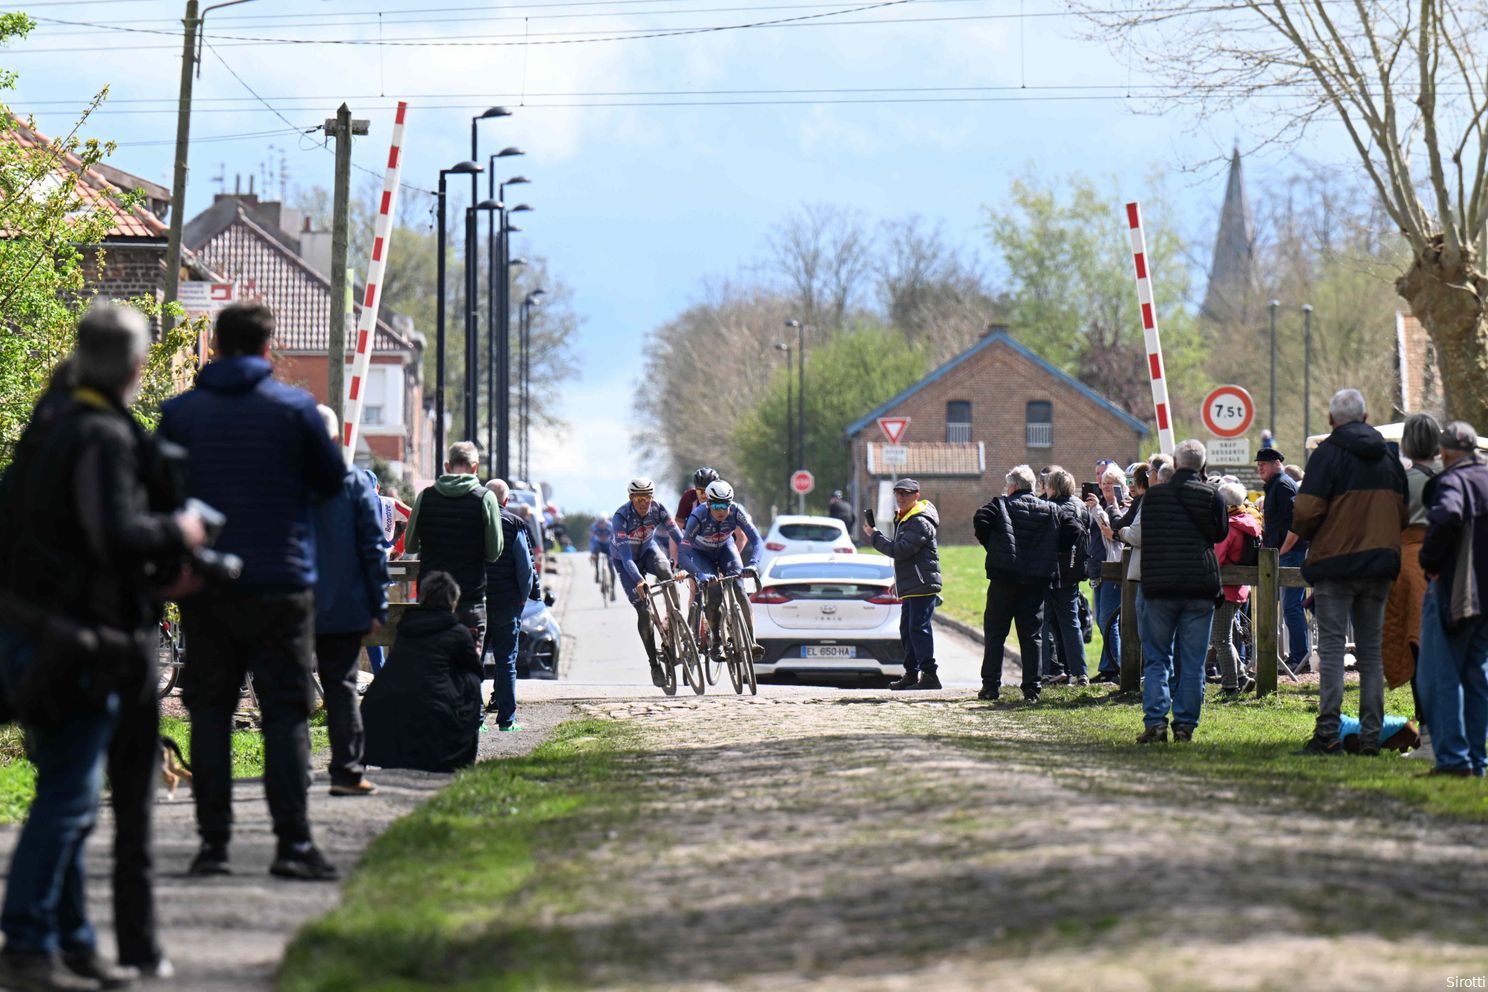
[1083,462,1129,683]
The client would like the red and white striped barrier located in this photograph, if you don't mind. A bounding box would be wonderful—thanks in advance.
[1125,201,1175,455]
[342,100,409,463]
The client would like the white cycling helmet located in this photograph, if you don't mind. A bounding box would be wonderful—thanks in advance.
[627,477,655,497]
[704,479,734,503]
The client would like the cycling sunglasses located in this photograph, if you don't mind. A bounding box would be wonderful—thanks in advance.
[708,501,731,510]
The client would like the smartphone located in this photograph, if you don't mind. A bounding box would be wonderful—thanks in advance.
[1080,482,1102,501]
[1114,483,1127,505]
[863,508,876,529]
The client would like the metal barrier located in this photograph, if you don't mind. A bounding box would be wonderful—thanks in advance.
[1099,547,1304,697]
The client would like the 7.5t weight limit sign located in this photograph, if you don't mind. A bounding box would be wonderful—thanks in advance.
[1201,385,1255,439]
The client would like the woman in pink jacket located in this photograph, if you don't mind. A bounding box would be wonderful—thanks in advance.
[1213,482,1263,697]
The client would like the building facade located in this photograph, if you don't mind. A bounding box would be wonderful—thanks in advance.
[845,331,1149,545]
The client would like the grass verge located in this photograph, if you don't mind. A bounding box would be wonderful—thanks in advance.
[946,680,1488,821]
[278,719,632,992]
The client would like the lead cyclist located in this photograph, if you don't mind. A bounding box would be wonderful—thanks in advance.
[611,477,686,685]
[680,479,764,661]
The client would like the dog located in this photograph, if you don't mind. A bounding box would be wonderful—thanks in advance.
[160,735,193,799]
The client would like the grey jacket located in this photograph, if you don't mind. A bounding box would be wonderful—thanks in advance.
[871,499,942,598]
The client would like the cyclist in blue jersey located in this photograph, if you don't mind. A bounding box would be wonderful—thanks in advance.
[612,477,687,685]
[682,479,764,661]
[588,516,617,596]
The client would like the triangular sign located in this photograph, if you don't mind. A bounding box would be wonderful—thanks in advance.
[877,417,910,444]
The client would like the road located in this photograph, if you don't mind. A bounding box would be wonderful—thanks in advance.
[544,552,989,692]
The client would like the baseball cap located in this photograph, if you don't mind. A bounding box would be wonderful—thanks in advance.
[892,478,921,493]
[1255,448,1284,463]
[1441,421,1479,452]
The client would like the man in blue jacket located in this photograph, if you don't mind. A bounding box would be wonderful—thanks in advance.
[311,411,389,797]
[483,479,536,731]
[158,302,347,882]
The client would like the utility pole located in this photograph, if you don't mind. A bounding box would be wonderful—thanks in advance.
[1268,299,1279,439]
[325,103,369,421]
[162,0,200,324]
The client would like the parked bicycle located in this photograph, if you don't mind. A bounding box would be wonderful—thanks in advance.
[643,575,704,696]
[157,616,184,698]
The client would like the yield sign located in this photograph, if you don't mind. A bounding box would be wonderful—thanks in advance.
[877,417,910,444]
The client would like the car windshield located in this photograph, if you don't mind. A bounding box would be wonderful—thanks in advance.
[777,523,844,542]
[770,562,892,581]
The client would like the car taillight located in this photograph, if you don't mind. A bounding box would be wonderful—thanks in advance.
[834,545,855,554]
[765,541,786,551]
[866,592,901,605]
[750,588,792,604]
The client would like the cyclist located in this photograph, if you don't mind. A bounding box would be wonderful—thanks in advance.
[589,515,618,596]
[681,479,764,661]
[674,466,719,529]
[612,477,687,685]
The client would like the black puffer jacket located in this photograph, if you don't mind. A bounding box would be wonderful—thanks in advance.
[871,499,942,597]
[1138,468,1228,600]
[974,488,1057,585]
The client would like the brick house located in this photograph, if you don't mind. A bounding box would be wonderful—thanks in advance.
[184,194,427,478]
[845,330,1149,545]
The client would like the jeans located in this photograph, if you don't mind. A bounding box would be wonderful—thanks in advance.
[1043,583,1086,679]
[366,646,385,676]
[1418,581,1488,773]
[315,632,367,786]
[485,600,524,726]
[1210,600,1242,689]
[109,677,164,967]
[1,693,117,955]
[1140,597,1214,730]
[1094,581,1121,678]
[899,595,938,676]
[1280,550,1310,666]
[1312,577,1389,748]
[181,589,316,848]
[981,580,1045,694]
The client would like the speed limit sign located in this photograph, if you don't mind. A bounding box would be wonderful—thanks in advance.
[1201,385,1255,439]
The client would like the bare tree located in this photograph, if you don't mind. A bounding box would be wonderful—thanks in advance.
[877,216,1004,363]
[765,203,874,330]
[1075,0,1488,422]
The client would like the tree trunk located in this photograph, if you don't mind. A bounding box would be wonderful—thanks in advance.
[1397,244,1488,425]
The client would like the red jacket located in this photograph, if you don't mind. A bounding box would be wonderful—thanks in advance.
[1214,510,1262,604]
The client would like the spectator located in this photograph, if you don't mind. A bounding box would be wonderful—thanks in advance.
[402,442,504,655]
[974,465,1058,701]
[1042,467,1090,686]
[483,479,538,731]
[1285,388,1408,756]
[0,302,204,989]
[1256,447,1310,675]
[1131,439,1227,743]
[1418,421,1488,776]
[1213,482,1261,698]
[827,489,855,537]
[159,300,346,881]
[1284,464,1305,483]
[864,478,942,690]
[1084,462,1128,684]
[362,572,483,772]
[310,409,388,797]
[366,476,409,678]
[1385,413,1442,752]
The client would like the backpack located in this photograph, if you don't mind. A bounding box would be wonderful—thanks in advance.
[1235,527,1260,567]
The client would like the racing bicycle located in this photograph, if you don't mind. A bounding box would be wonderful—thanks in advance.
[702,572,761,695]
[642,575,705,696]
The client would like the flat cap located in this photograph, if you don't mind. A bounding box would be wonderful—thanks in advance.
[891,477,921,492]
[1441,421,1479,452]
[1255,448,1285,463]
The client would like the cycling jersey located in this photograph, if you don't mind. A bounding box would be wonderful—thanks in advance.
[610,500,684,584]
[682,503,761,571]
[674,488,701,529]
[379,495,412,555]
[588,518,614,555]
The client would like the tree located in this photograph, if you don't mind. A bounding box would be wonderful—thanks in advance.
[765,203,875,331]
[1076,0,1488,425]
[877,216,1004,365]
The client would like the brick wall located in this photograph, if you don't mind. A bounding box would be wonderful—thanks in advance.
[850,337,1148,545]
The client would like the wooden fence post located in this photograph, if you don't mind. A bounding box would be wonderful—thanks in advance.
[1254,547,1279,696]
[1119,547,1140,693]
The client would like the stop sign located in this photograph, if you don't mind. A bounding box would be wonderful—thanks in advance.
[790,470,815,495]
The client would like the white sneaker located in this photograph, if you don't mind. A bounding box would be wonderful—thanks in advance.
[1406,727,1435,761]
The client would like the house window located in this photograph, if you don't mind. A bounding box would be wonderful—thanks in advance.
[362,367,386,426]
[1026,400,1053,448]
[946,400,972,443]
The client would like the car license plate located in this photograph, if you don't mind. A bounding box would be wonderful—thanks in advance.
[802,645,856,659]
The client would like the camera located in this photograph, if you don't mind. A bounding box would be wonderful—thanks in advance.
[142,438,243,586]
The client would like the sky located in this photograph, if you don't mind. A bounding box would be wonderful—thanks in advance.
[5,0,1362,514]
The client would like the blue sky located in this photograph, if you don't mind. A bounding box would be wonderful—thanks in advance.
[7,0,1358,514]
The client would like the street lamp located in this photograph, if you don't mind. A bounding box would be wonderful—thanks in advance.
[519,288,547,480]
[490,162,529,480]
[774,341,793,505]
[466,198,500,449]
[786,319,807,509]
[1301,303,1314,447]
[435,160,483,467]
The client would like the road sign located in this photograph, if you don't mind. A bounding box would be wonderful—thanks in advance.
[1207,437,1252,465]
[1201,385,1255,439]
[877,417,910,444]
[178,281,236,318]
[790,470,815,495]
[881,444,909,468]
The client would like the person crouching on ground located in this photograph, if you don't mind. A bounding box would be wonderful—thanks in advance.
[362,572,483,773]
[864,479,943,690]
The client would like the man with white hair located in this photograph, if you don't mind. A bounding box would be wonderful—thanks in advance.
[1133,439,1227,743]
[973,465,1059,701]
[1283,388,1407,756]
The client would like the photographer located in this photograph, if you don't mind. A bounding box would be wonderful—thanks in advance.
[158,301,347,882]
[0,302,205,990]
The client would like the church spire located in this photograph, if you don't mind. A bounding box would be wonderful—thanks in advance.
[1202,148,1257,325]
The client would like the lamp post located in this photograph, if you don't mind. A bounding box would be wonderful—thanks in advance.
[774,341,793,505]
[1268,299,1279,441]
[435,161,483,466]
[466,198,500,449]
[786,319,807,510]
[519,288,547,480]
[493,168,530,481]
[1301,303,1314,447]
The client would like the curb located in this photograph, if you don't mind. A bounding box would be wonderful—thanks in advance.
[933,611,1020,662]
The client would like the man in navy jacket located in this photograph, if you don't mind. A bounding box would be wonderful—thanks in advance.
[158,302,347,882]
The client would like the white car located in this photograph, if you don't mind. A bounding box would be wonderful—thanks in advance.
[749,553,904,683]
[760,515,855,567]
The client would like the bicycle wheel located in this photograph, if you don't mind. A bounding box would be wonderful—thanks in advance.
[601,563,612,608]
[667,586,705,696]
[156,635,179,698]
[1232,607,1253,672]
[695,593,721,686]
[725,595,749,695]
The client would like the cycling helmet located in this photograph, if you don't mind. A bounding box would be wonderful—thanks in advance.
[628,477,655,497]
[693,466,720,488]
[704,479,734,503]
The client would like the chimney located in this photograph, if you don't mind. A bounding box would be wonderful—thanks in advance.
[298,225,333,279]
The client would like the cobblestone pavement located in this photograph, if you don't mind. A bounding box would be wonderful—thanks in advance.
[536,693,1488,992]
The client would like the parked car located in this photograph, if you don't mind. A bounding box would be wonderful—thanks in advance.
[760,515,855,567]
[483,596,561,680]
[749,553,903,684]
